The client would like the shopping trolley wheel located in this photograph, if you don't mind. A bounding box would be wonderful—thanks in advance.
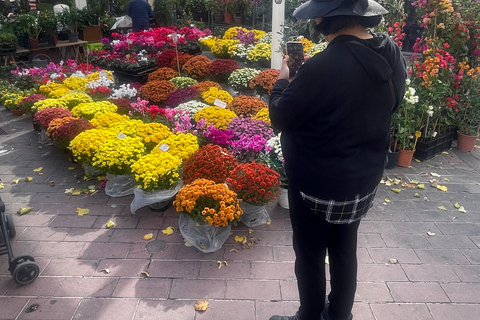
[12,254,35,265]
[13,261,39,285]
[6,214,16,238]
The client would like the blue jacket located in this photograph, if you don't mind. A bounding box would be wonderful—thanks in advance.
[127,0,153,29]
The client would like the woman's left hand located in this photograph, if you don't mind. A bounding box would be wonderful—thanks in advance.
[278,55,291,81]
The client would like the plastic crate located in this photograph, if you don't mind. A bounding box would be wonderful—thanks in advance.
[414,129,455,161]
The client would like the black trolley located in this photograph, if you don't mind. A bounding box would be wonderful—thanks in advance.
[0,196,39,285]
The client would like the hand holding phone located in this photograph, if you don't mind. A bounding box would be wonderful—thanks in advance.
[286,41,305,78]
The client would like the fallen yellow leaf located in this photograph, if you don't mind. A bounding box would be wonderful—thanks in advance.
[430,172,440,177]
[17,207,34,215]
[427,231,436,236]
[234,235,246,243]
[417,184,425,189]
[100,269,111,274]
[266,220,271,225]
[25,177,33,182]
[50,181,55,186]
[184,239,192,247]
[161,226,174,235]
[414,193,420,198]
[442,151,448,154]
[459,206,467,213]
[437,206,447,211]
[200,244,207,249]
[389,258,398,264]
[0,182,4,189]
[65,188,74,194]
[410,180,419,184]
[97,175,107,181]
[106,220,115,228]
[143,233,154,240]
[454,202,461,209]
[443,178,450,181]
[391,188,402,193]
[68,167,75,170]
[12,178,21,184]
[76,208,90,216]
[38,173,43,176]
[33,167,43,172]
[72,190,81,196]
[195,300,209,311]
[384,198,390,203]
[414,159,421,162]
[436,185,448,192]
[141,271,150,277]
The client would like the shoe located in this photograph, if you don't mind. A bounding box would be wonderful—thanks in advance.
[321,309,353,320]
[269,312,300,320]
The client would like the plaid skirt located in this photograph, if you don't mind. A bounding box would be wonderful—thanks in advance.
[300,187,377,224]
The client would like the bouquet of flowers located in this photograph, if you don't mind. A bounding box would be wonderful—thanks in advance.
[226,161,280,205]
[228,68,261,91]
[139,80,177,104]
[18,94,46,113]
[109,84,138,100]
[38,82,70,98]
[170,53,193,70]
[131,152,182,191]
[52,118,94,150]
[251,108,271,124]
[59,91,93,110]
[69,128,117,164]
[71,101,118,120]
[170,76,198,89]
[46,117,76,138]
[192,81,222,94]
[211,39,240,58]
[249,69,280,95]
[155,49,179,68]
[63,76,89,91]
[175,100,209,116]
[165,87,199,108]
[201,87,233,105]
[194,106,237,129]
[182,55,212,79]
[208,59,239,83]
[92,136,145,175]
[148,67,179,82]
[227,95,267,117]
[33,107,73,129]
[90,113,131,129]
[151,133,199,161]
[182,144,238,184]
[174,178,243,227]
[2,92,26,110]
[203,124,234,146]
[247,43,271,66]
[135,122,173,151]
[32,99,68,113]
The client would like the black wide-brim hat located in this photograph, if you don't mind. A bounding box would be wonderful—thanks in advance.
[293,0,388,20]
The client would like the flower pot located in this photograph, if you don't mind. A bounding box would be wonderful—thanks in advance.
[130,183,183,214]
[105,173,136,197]
[213,13,224,22]
[83,163,104,178]
[239,201,270,227]
[11,109,25,116]
[82,25,102,42]
[38,128,53,145]
[224,13,234,24]
[397,149,415,167]
[278,187,289,209]
[68,32,79,43]
[29,39,38,49]
[234,15,243,25]
[456,130,478,152]
[179,213,231,253]
[385,150,399,169]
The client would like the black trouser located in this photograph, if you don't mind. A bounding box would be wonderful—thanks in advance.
[289,186,361,320]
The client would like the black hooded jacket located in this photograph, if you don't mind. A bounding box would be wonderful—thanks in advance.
[269,33,407,199]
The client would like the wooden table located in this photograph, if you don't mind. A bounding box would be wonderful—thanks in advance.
[11,40,88,65]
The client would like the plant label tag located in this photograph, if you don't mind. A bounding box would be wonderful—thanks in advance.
[214,99,227,108]
[171,32,178,44]
[159,143,170,152]
[87,47,90,54]
[127,39,133,44]
[99,71,107,78]
[117,132,127,139]
[59,60,64,65]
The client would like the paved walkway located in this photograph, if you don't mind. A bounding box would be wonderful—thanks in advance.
[1,108,480,320]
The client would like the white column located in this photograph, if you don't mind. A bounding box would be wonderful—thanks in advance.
[75,0,87,9]
[271,0,285,70]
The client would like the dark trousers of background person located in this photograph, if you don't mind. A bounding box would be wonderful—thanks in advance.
[132,24,149,32]
[289,185,361,320]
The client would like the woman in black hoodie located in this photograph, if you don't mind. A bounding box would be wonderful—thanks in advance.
[269,1,406,320]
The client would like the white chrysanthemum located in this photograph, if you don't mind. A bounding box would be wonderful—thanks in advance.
[110,84,138,99]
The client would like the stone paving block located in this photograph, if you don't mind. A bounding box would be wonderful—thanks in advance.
[250,262,296,280]
[195,300,255,320]
[148,260,201,278]
[16,297,81,320]
[134,299,194,320]
[428,303,480,320]
[280,280,299,300]
[256,301,300,320]
[368,248,421,264]
[451,265,480,282]
[49,214,98,228]
[0,257,50,277]
[387,282,450,303]
[461,248,480,264]
[440,283,480,303]
[176,244,225,261]
[357,264,408,282]
[42,258,98,276]
[469,235,480,247]
[0,297,29,320]
[357,234,386,248]
[225,230,292,246]
[55,277,117,298]
[95,259,148,277]
[226,280,281,300]
[92,216,140,229]
[150,243,180,259]
[9,240,39,255]
[109,229,159,243]
[0,276,11,295]
[426,235,477,248]
[224,244,274,261]
[63,228,114,242]
[358,221,398,234]
[273,246,295,262]
[5,276,66,297]
[355,282,393,302]
[12,214,56,227]
[382,234,432,249]
[403,264,460,282]
[392,221,441,234]
[112,278,171,298]
[73,298,138,320]
[29,192,73,204]
[106,194,134,205]
[170,279,226,299]
[199,261,251,279]
[361,209,411,221]
[136,216,166,229]
[79,242,130,259]
[261,218,293,231]
[357,248,374,263]
[32,241,86,258]
[404,209,452,222]
[370,303,433,320]
[39,203,125,216]
[17,226,69,242]
[434,222,480,235]
[414,249,470,264]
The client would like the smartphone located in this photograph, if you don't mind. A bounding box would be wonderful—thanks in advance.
[286,41,305,78]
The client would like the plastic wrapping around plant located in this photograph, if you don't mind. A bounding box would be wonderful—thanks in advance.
[83,164,104,178]
[239,201,270,227]
[38,129,53,145]
[105,173,136,197]
[179,213,231,253]
[277,187,289,210]
[130,182,183,214]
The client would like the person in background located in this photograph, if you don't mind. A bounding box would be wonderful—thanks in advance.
[268,0,407,319]
[127,0,153,32]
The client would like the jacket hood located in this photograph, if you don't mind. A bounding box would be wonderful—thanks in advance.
[333,33,400,83]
